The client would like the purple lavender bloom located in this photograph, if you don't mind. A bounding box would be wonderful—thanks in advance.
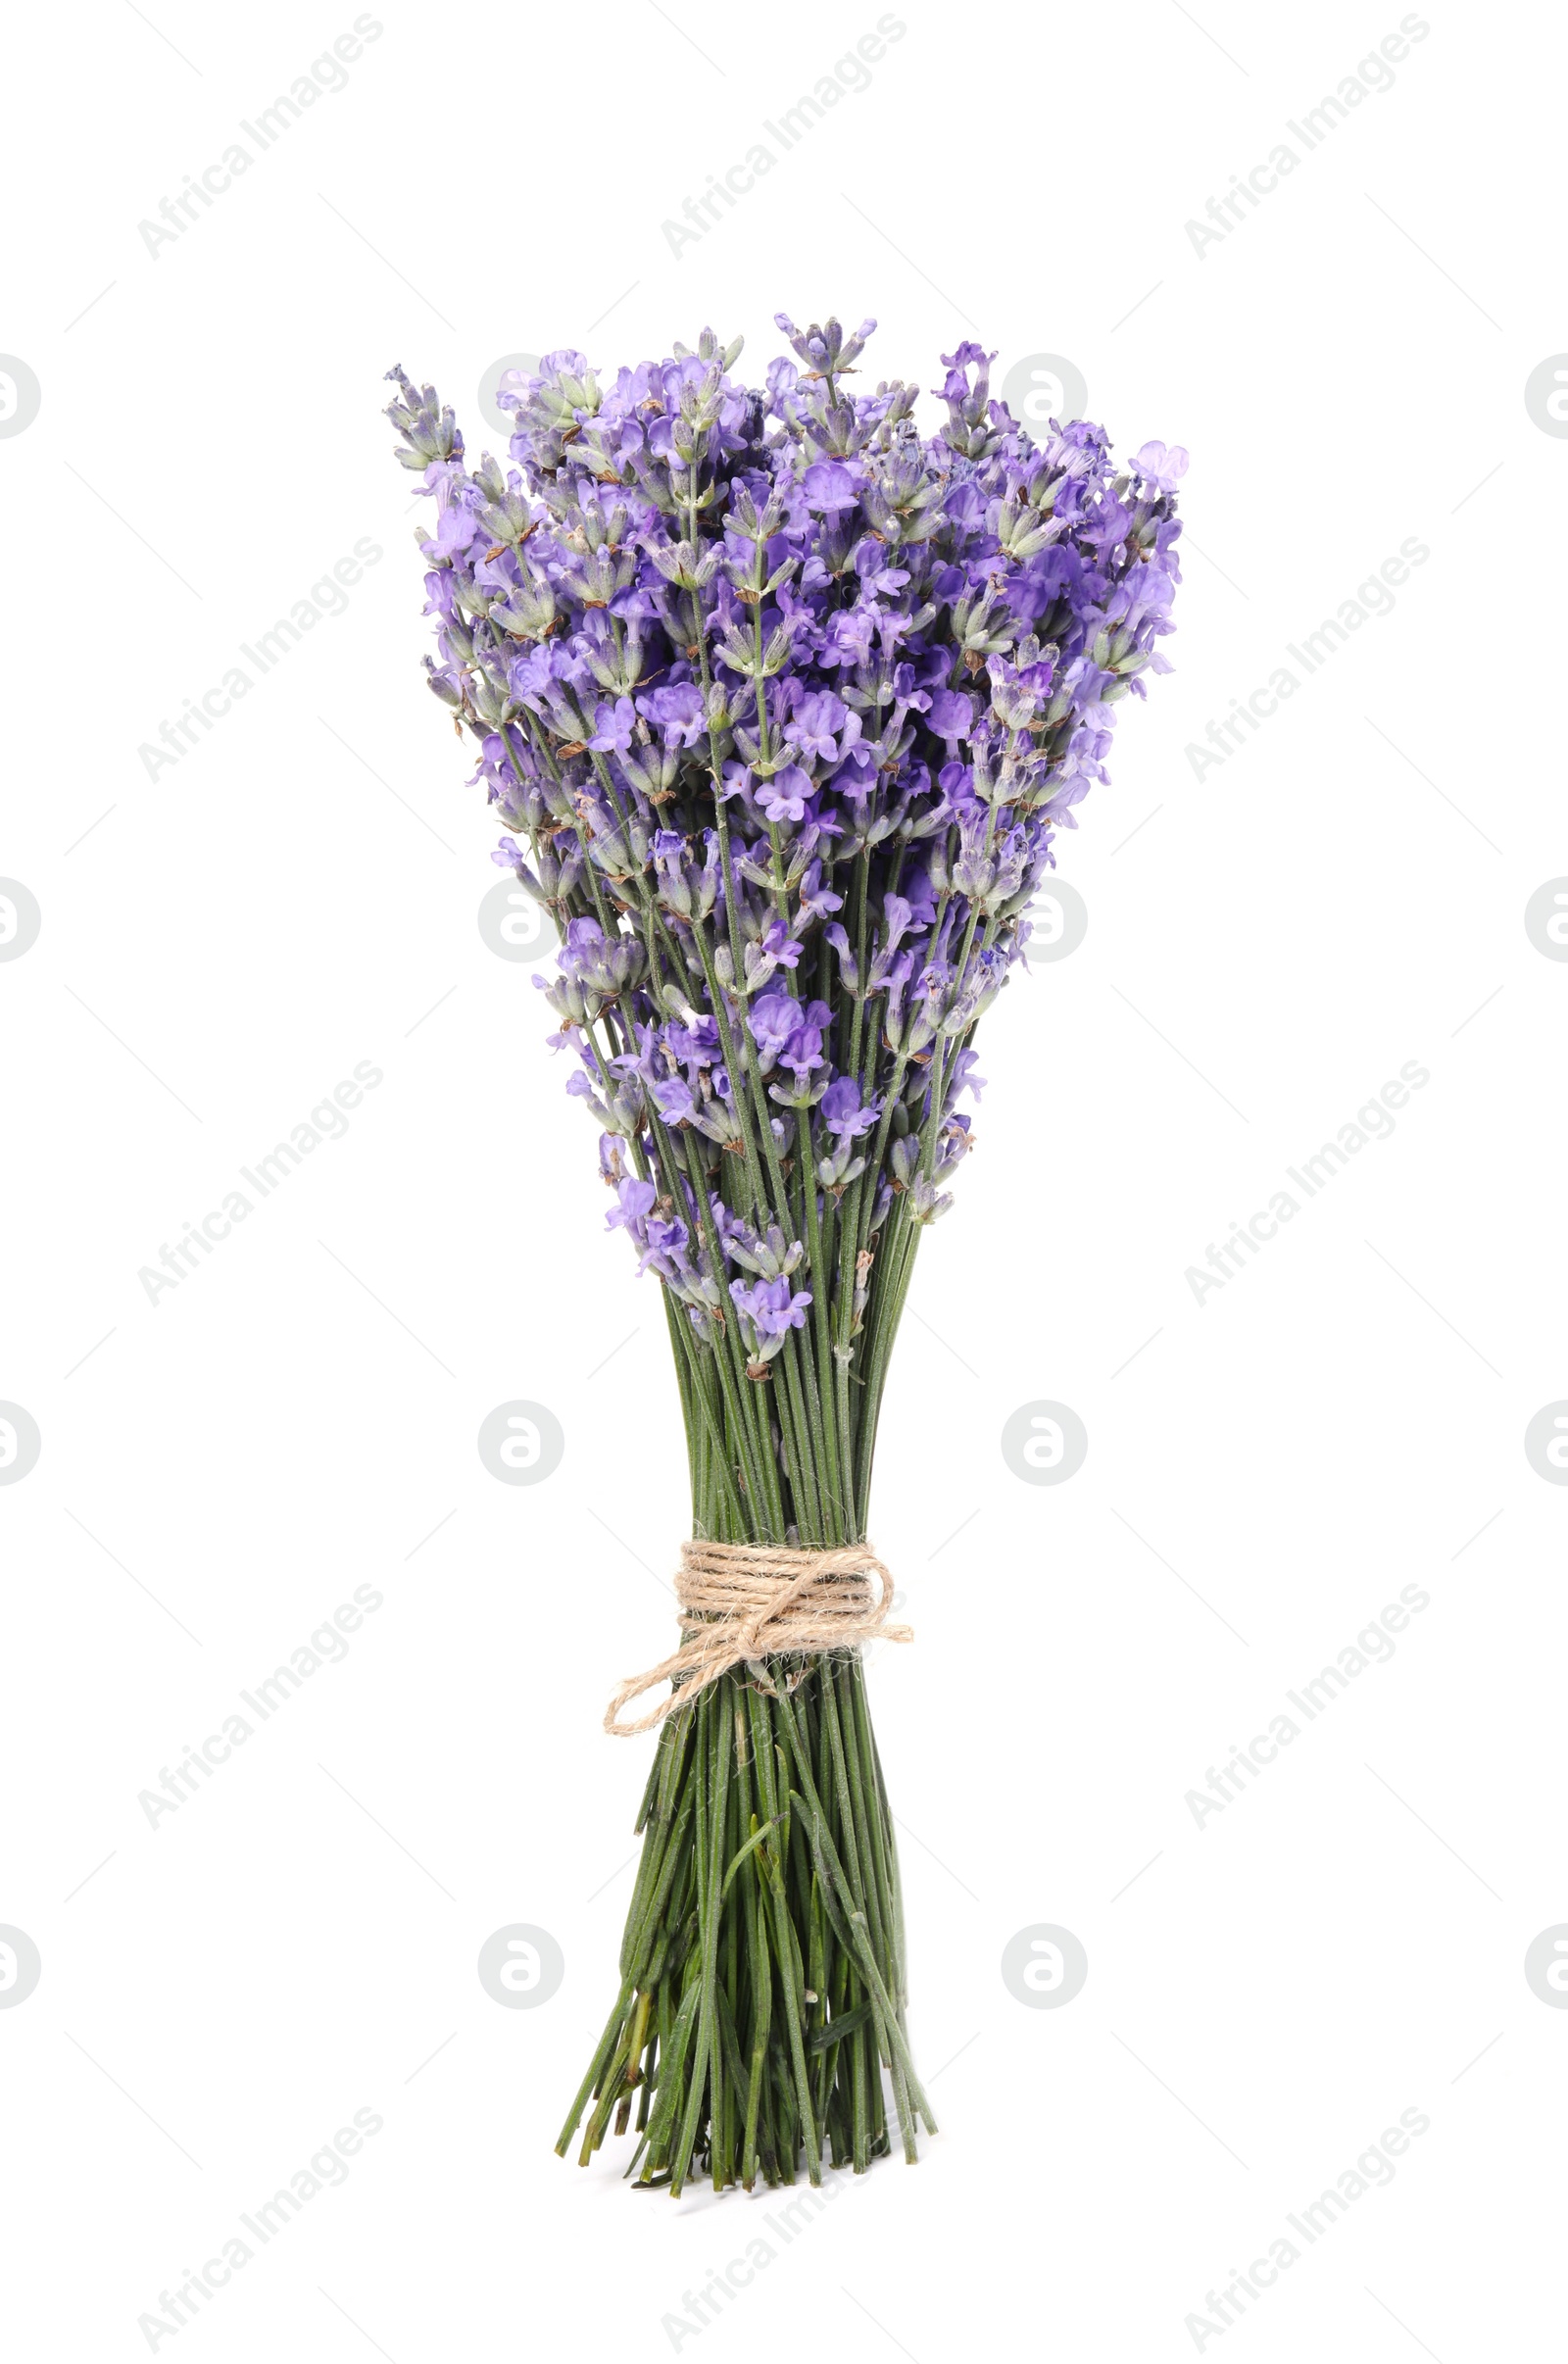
[729,1272,813,1360]
[748,996,800,1063]
[606,1175,657,1232]
[638,682,708,748]
[823,922,858,994]
[387,311,1183,1384]
[757,763,812,824]
[948,1047,987,1103]
[800,461,860,513]
[1132,440,1190,495]
[819,1077,881,1142]
[421,502,483,564]
[588,696,637,753]
[777,999,831,1087]
[666,1012,721,1065]
[784,690,853,765]
[819,607,876,668]
[733,1274,811,1336]
[926,689,974,740]
[827,743,878,804]
[638,1212,690,1277]
[796,862,843,923]
[852,542,908,596]
[651,1074,696,1126]
[754,918,802,972]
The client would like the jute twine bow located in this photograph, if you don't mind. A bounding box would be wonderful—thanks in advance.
[603,1540,912,1738]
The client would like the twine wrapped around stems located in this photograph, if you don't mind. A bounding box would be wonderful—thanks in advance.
[603,1540,912,1737]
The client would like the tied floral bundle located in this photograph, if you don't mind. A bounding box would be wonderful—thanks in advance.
[384,316,1183,2196]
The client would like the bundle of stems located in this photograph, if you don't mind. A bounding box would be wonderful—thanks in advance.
[560,1228,936,2191]
[563,1659,928,2189]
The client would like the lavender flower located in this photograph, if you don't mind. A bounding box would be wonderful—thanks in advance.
[385,316,1183,2202]
[729,1272,813,1367]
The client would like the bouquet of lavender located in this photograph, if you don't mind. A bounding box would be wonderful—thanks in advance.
[385,317,1183,2196]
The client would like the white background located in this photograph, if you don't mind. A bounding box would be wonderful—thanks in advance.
[3,2,1563,2356]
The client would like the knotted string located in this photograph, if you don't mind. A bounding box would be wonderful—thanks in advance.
[603,1540,911,1737]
